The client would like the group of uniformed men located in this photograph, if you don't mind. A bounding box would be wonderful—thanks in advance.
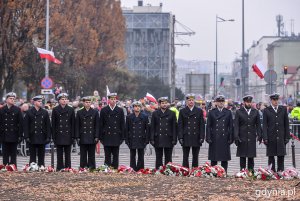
[0,91,290,173]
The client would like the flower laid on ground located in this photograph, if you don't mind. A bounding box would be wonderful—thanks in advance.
[93,165,116,173]
[0,164,17,172]
[189,162,226,178]
[60,167,78,173]
[45,166,55,172]
[235,168,251,179]
[78,167,89,173]
[167,162,190,176]
[256,167,280,180]
[277,167,300,180]
[136,168,156,175]
[235,167,300,180]
[23,162,39,172]
[155,163,189,176]
[118,165,135,174]
[22,162,55,172]
[2,161,300,181]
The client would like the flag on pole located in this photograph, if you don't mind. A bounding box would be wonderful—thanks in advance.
[220,77,225,87]
[37,47,62,64]
[146,92,157,103]
[252,61,266,79]
[106,85,110,97]
[106,85,110,104]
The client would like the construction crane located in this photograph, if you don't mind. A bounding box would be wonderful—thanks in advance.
[170,16,195,101]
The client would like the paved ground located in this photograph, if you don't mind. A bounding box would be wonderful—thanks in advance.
[2,140,300,175]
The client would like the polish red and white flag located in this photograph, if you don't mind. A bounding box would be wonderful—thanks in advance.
[252,61,266,79]
[146,92,157,103]
[37,47,62,64]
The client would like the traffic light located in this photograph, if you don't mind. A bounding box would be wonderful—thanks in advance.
[284,66,288,75]
[236,78,240,86]
[220,77,224,86]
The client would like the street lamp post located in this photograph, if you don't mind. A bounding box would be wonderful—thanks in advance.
[241,0,246,97]
[215,15,234,97]
[45,0,50,78]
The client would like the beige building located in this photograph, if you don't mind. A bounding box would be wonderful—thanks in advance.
[267,37,300,103]
[248,36,280,102]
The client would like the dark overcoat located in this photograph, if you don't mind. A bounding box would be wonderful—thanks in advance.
[263,105,290,156]
[125,112,149,149]
[234,107,262,157]
[51,105,75,145]
[178,106,205,147]
[0,105,23,143]
[99,105,125,146]
[150,109,177,148]
[24,107,51,144]
[206,108,233,161]
[75,108,100,144]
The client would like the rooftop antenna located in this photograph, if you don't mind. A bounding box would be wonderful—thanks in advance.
[276,15,284,37]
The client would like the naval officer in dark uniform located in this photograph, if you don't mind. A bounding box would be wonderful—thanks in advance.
[99,93,125,169]
[150,97,177,169]
[0,92,23,166]
[75,96,100,169]
[24,95,51,167]
[262,93,290,172]
[206,95,233,173]
[234,95,262,171]
[51,93,75,170]
[178,93,205,168]
[125,101,149,171]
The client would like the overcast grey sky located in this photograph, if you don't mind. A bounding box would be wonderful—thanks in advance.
[121,0,300,63]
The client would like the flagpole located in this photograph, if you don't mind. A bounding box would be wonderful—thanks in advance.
[45,0,49,78]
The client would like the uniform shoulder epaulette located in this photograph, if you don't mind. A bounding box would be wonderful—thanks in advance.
[78,107,85,112]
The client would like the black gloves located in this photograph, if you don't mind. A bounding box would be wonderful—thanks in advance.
[263,139,268,145]
[179,139,184,146]
[235,139,241,146]
[199,139,204,146]
[284,139,289,145]
[257,137,262,144]
[206,139,212,144]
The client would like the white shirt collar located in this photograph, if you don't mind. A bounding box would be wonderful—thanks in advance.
[217,107,223,112]
[244,107,251,115]
[272,105,278,112]
[109,104,116,111]
[188,106,194,111]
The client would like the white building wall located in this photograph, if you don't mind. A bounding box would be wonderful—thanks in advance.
[248,36,280,102]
